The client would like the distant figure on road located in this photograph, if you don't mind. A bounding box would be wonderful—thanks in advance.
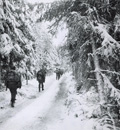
[37,66,46,92]
[5,66,21,107]
[55,68,63,80]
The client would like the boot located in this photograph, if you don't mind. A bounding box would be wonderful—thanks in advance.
[11,99,15,107]
[11,101,14,107]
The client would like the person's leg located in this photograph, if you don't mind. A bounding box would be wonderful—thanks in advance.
[42,83,44,91]
[9,89,13,103]
[57,74,59,80]
[13,89,17,102]
[58,74,60,80]
[10,88,17,107]
[43,76,45,83]
[56,74,58,80]
[39,82,40,92]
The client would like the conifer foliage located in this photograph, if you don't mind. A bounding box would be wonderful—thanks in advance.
[42,0,120,129]
[0,0,35,62]
[0,0,36,85]
[0,0,59,87]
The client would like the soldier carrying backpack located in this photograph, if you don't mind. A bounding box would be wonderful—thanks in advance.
[5,66,22,107]
[37,66,46,92]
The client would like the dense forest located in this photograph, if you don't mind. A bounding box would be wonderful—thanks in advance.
[0,0,62,87]
[0,0,120,129]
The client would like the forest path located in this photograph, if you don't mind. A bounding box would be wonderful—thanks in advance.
[0,75,55,123]
[0,74,68,130]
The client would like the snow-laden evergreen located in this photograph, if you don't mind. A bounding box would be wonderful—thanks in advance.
[1,0,120,130]
[0,0,59,82]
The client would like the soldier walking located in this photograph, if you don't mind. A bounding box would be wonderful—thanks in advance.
[5,66,21,107]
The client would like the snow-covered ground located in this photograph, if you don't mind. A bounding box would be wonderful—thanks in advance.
[0,73,98,130]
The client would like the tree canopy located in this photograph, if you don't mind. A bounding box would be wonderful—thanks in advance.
[0,0,58,81]
[39,1,120,129]
[0,0,120,129]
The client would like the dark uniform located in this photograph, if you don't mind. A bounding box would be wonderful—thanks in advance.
[55,68,63,80]
[5,66,21,107]
[37,68,46,92]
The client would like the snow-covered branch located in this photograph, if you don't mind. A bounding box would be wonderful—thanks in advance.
[102,74,120,103]
[90,21,119,44]
[100,69,120,76]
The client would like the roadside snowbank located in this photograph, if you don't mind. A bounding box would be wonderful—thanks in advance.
[62,72,99,130]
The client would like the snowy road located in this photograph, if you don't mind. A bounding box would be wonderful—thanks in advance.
[0,74,68,130]
[0,73,95,130]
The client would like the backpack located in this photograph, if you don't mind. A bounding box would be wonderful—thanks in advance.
[37,71,43,82]
[37,75,43,81]
[6,71,21,88]
[6,71,16,82]
[38,70,43,75]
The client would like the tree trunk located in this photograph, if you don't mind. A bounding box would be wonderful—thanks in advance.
[91,37,106,103]
[9,52,13,67]
[0,57,2,88]
[26,69,28,85]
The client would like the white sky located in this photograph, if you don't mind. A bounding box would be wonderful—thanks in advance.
[52,22,68,47]
[52,29,68,47]
[25,0,57,4]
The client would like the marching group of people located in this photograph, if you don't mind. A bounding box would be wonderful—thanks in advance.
[4,65,64,107]
[55,68,64,80]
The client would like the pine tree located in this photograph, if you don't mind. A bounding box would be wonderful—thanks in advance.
[0,0,36,85]
[39,1,120,129]
[38,2,120,126]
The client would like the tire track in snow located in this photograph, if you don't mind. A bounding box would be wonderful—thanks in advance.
[24,80,68,130]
